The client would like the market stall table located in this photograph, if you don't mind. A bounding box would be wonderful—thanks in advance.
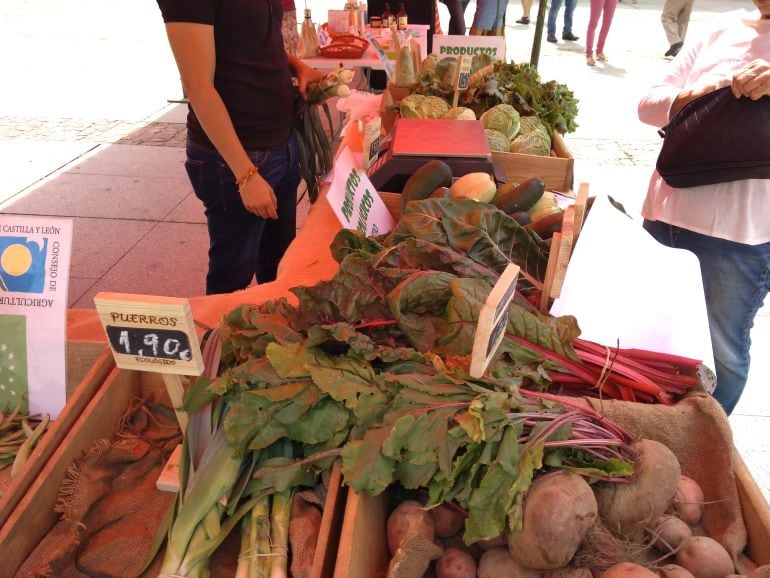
[301,24,429,73]
[11,119,770,578]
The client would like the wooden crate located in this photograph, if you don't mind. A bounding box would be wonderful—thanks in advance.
[333,453,770,577]
[492,130,574,193]
[0,366,347,578]
[734,452,770,565]
[376,92,574,193]
[0,342,113,530]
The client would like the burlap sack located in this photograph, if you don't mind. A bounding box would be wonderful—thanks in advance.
[583,391,747,559]
[289,489,324,578]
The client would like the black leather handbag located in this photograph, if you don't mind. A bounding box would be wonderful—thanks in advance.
[656,86,770,188]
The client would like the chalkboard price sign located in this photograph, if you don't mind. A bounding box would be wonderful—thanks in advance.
[470,263,520,378]
[94,292,204,376]
[105,326,193,361]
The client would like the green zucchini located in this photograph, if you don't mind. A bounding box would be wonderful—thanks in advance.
[400,160,453,213]
[491,177,546,214]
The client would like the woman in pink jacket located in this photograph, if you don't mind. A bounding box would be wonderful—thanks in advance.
[585,0,619,66]
[637,2,770,414]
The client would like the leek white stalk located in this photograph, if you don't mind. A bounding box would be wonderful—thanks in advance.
[269,490,293,578]
[160,426,242,576]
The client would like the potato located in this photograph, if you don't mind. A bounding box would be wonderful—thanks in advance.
[544,567,593,578]
[477,534,506,550]
[594,439,681,536]
[749,566,770,578]
[387,500,435,555]
[649,514,692,552]
[659,564,696,578]
[670,475,705,526]
[675,536,735,578]
[435,547,477,578]
[600,562,659,578]
[432,502,465,539]
[508,472,598,570]
[748,564,770,578]
[477,547,541,578]
[439,532,484,561]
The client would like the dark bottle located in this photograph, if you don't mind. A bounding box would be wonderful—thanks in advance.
[397,2,408,30]
[382,3,395,28]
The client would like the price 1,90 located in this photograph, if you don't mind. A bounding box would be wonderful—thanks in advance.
[105,325,192,361]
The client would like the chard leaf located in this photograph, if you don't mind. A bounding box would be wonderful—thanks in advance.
[229,357,283,391]
[266,342,313,379]
[505,449,540,535]
[386,270,456,351]
[500,304,582,362]
[464,462,518,542]
[307,323,428,364]
[379,371,469,399]
[220,300,302,362]
[225,393,286,452]
[381,409,455,466]
[309,365,382,411]
[437,278,490,356]
[251,457,317,493]
[329,228,386,263]
[340,428,396,495]
[395,461,439,489]
[292,255,394,324]
[375,237,500,284]
[454,407,485,443]
[496,423,523,474]
[184,377,217,413]
[387,199,548,285]
[284,396,352,445]
[251,381,315,403]
[432,441,484,505]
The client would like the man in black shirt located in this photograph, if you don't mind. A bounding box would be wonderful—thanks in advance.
[156,0,322,294]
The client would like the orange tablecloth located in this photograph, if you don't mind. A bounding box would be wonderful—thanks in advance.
[67,194,346,342]
[68,125,374,344]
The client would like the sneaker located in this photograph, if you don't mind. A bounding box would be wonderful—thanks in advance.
[516,16,530,24]
[562,32,579,41]
[665,41,683,57]
[547,34,557,43]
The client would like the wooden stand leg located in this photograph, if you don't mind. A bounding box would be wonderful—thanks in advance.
[161,373,188,433]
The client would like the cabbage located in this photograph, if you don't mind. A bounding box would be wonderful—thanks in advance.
[509,116,552,155]
[419,96,450,119]
[434,57,458,90]
[485,129,510,152]
[442,107,477,121]
[400,94,425,119]
[420,54,439,77]
[399,94,450,119]
[480,104,521,140]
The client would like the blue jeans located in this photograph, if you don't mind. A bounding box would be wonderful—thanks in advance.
[471,0,509,30]
[185,134,300,295]
[644,220,770,415]
[547,0,577,36]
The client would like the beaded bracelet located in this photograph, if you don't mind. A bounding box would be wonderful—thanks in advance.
[235,165,258,189]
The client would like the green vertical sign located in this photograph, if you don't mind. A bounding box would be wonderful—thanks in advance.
[0,314,29,412]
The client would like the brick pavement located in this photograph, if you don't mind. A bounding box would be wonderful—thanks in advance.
[0,113,665,169]
[0,116,187,147]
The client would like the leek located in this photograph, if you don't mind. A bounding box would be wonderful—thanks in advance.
[159,425,242,576]
[269,490,293,578]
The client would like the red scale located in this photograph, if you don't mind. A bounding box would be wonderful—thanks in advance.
[367,118,497,191]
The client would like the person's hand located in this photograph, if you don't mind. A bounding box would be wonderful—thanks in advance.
[732,59,770,99]
[296,62,325,99]
[239,172,278,220]
[669,80,727,117]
